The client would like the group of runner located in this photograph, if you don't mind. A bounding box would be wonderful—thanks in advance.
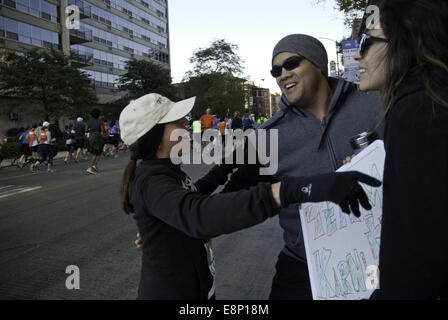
[13,121,59,173]
[191,109,269,149]
[8,116,124,174]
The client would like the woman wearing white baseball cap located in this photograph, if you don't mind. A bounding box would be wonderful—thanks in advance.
[119,93,381,300]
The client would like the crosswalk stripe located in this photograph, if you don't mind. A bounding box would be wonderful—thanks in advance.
[0,186,42,199]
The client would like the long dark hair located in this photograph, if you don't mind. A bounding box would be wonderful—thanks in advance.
[376,0,448,113]
[120,124,165,214]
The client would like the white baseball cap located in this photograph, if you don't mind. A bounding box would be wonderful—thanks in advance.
[77,117,83,122]
[42,121,50,127]
[119,93,196,145]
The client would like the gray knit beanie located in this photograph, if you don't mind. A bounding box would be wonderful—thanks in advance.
[272,34,328,78]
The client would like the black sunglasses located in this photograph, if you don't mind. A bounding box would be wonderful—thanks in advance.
[358,33,389,57]
[271,56,305,78]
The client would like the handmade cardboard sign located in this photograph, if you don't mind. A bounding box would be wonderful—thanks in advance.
[300,140,385,300]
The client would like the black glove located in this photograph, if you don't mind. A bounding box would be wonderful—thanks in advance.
[280,171,382,217]
[220,136,255,175]
[221,163,279,193]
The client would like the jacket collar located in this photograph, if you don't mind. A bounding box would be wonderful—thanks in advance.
[141,158,182,171]
[394,76,425,104]
[278,77,352,119]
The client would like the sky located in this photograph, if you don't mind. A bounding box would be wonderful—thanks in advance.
[168,0,350,94]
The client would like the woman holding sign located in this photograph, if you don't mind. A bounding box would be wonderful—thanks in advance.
[354,0,448,299]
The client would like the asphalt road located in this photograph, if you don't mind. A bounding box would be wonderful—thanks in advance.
[0,152,284,300]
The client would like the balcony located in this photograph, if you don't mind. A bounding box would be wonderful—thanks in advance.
[70,49,93,68]
[68,0,91,20]
[69,28,92,44]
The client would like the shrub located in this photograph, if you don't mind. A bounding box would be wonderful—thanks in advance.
[6,128,21,137]
[0,138,67,159]
[1,137,19,159]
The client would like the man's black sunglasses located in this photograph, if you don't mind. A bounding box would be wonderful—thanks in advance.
[358,33,389,57]
[270,56,305,78]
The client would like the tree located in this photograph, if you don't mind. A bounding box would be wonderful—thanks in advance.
[185,39,245,79]
[335,0,369,12]
[117,58,176,100]
[181,39,246,117]
[313,0,369,27]
[181,73,246,117]
[102,96,129,121]
[0,48,97,119]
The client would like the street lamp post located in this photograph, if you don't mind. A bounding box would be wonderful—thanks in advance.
[318,37,340,77]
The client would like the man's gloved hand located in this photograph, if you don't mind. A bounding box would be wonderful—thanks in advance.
[280,171,382,217]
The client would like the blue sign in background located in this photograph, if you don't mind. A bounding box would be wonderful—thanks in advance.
[342,40,358,50]
[342,40,360,83]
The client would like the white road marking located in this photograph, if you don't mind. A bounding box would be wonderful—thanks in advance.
[0,186,43,199]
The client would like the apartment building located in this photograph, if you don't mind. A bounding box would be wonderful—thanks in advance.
[0,0,170,104]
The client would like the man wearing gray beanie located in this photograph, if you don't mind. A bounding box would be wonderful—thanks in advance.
[272,34,329,77]
[222,34,384,299]
[270,34,334,120]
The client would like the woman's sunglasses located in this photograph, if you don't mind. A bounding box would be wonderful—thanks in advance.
[270,56,305,78]
[358,33,389,57]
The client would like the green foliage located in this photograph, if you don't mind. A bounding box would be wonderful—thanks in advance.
[5,127,21,137]
[185,39,244,79]
[180,39,246,118]
[1,137,18,159]
[103,96,129,121]
[338,0,369,27]
[314,0,369,26]
[0,136,66,159]
[118,58,176,100]
[0,48,97,119]
[112,58,176,120]
[336,0,369,13]
[181,73,246,117]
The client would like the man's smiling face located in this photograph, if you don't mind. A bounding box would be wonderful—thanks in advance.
[273,52,325,107]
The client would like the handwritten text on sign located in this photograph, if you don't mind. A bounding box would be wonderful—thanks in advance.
[300,140,385,300]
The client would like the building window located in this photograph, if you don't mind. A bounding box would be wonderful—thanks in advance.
[50,3,58,22]
[0,16,4,38]
[18,22,31,44]
[30,0,40,16]
[5,18,19,41]
[52,32,59,46]
[41,1,51,21]
[1,0,59,22]
[41,29,52,48]
[0,18,60,49]
[4,0,17,9]
[31,25,41,46]
[17,0,29,13]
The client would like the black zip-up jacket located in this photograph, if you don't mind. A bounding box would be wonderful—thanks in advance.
[371,75,448,299]
[130,159,279,300]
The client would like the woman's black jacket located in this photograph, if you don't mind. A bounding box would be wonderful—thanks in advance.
[372,75,448,299]
[130,159,279,300]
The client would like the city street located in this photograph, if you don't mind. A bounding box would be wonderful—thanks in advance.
[0,153,283,300]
